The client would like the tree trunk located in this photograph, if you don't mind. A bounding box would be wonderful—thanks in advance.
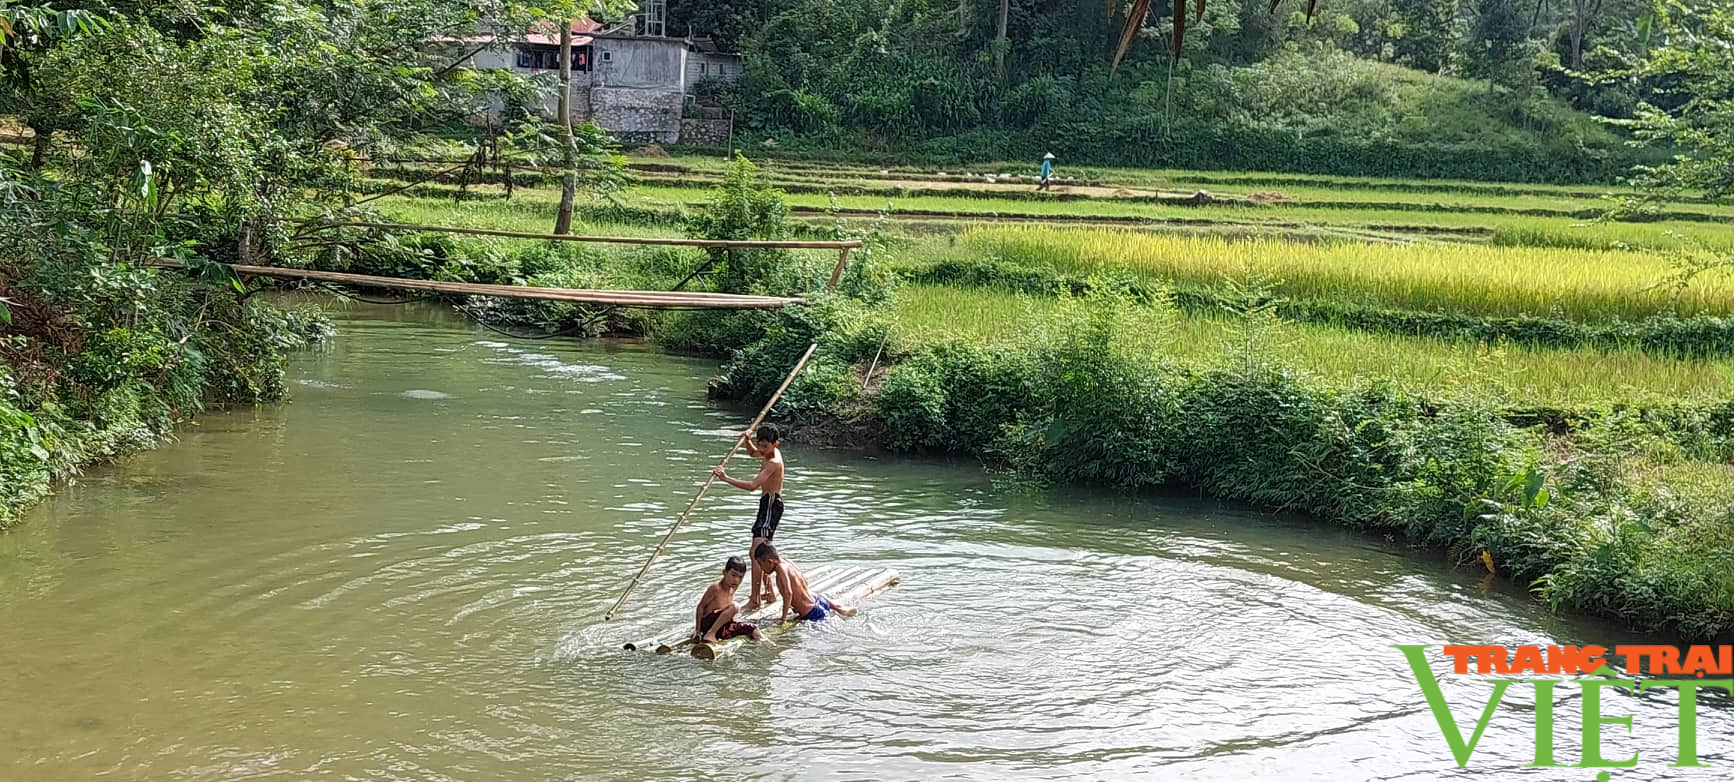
[994,0,1009,78]
[29,125,51,169]
[1570,0,1598,71]
[554,21,577,235]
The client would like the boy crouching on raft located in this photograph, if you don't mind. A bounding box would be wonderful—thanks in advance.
[693,557,771,645]
[753,543,856,624]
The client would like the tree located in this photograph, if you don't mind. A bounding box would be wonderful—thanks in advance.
[1461,0,1538,92]
[0,3,106,167]
[1623,0,1733,199]
[555,18,577,235]
[1391,0,1459,72]
[545,2,635,235]
[665,0,769,49]
[1566,0,1604,69]
[994,0,1008,78]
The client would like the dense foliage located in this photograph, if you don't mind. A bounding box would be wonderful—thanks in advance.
[672,0,1693,182]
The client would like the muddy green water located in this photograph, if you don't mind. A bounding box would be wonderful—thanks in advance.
[2,303,1729,781]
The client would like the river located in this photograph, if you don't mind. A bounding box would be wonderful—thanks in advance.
[1,302,1729,781]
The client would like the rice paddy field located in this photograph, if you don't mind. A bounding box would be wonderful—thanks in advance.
[930,225,1734,321]
[365,151,1734,411]
[376,173,1734,252]
[890,284,1734,407]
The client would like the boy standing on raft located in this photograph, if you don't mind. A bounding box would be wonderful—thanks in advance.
[754,543,856,623]
[692,557,770,645]
[713,425,785,610]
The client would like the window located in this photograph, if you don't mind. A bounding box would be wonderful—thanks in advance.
[601,51,611,61]
[515,49,535,68]
[699,63,707,74]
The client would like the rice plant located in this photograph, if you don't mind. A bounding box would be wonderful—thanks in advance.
[956,225,1734,322]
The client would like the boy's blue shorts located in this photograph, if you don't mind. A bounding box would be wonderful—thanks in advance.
[802,596,833,622]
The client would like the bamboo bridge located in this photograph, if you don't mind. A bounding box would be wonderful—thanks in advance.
[165,221,863,309]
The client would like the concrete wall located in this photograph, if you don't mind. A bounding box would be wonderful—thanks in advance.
[592,38,685,90]
[471,49,515,71]
[684,52,740,85]
[463,38,723,143]
[589,86,683,144]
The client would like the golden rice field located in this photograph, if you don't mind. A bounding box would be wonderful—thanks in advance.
[892,284,1734,406]
[952,225,1734,321]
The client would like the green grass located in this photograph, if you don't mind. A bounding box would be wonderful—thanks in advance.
[942,225,1734,322]
[371,194,687,240]
[891,284,1734,407]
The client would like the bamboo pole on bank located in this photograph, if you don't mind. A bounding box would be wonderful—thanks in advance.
[604,342,821,621]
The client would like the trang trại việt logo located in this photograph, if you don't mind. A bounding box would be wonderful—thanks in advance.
[1395,644,1733,775]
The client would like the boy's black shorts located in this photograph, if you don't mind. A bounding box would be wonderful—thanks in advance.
[752,493,783,539]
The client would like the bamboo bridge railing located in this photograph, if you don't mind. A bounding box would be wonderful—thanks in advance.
[162,220,863,308]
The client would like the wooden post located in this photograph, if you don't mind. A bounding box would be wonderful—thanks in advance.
[604,342,820,621]
[828,247,853,289]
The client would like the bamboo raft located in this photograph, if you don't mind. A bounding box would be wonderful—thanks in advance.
[691,567,901,661]
[620,565,900,660]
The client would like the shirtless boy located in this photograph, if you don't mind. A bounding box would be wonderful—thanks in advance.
[714,425,785,610]
[692,557,768,645]
[752,542,856,624]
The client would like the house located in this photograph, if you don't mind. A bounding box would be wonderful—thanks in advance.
[439,19,740,145]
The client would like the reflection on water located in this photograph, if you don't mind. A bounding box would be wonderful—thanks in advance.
[1,302,1729,781]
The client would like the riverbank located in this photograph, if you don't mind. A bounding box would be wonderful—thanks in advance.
[0,278,330,530]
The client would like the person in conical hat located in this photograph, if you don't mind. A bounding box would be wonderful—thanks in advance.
[1038,152,1055,191]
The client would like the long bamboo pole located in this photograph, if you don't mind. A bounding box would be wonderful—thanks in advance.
[604,342,820,621]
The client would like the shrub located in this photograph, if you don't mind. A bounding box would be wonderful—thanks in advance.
[873,358,949,451]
